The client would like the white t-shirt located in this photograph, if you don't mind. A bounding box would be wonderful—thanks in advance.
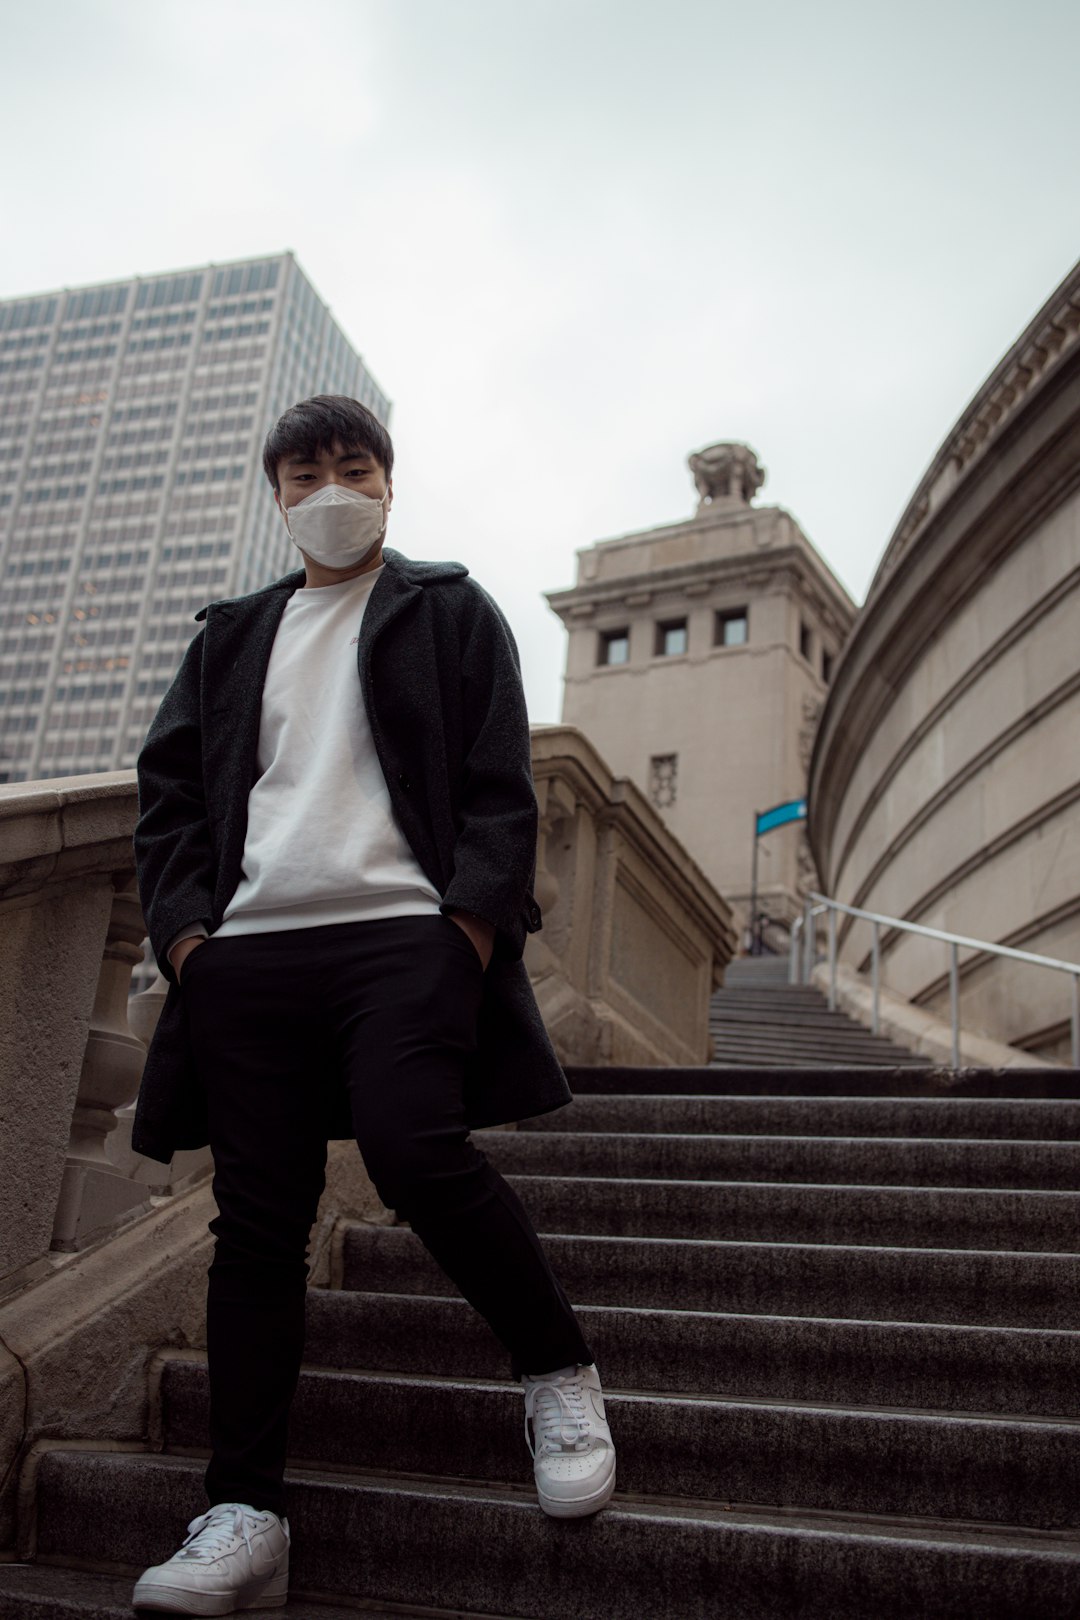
[211,566,442,937]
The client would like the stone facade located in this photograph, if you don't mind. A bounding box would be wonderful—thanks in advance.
[547,444,856,942]
[809,259,1080,1060]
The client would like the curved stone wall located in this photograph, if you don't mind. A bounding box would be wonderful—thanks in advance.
[809,262,1080,1059]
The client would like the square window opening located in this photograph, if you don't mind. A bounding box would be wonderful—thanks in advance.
[598,628,630,667]
[715,608,748,648]
[655,618,688,658]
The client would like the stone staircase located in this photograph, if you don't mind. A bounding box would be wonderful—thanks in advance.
[711,954,932,1067]
[4,1060,1080,1616]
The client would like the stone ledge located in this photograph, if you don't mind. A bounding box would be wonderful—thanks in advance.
[812,960,1058,1071]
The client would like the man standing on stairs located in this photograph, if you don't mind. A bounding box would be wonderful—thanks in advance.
[128,394,616,1616]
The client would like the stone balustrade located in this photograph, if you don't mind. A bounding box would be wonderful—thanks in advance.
[0,728,735,1293]
[528,726,736,1067]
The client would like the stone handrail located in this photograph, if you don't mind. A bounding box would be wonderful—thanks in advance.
[0,773,150,1286]
[0,730,736,1291]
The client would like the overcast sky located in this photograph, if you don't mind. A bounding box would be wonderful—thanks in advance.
[2,0,1078,720]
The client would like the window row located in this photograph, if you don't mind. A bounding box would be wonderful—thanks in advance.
[136,273,204,311]
[59,648,132,674]
[0,354,45,374]
[25,457,94,480]
[7,557,72,577]
[187,388,259,415]
[100,449,170,472]
[0,331,51,352]
[57,318,124,343]
[201,321,270,344]
[64,286,128,322]
[0,296,60,332]
[30,433,99,458]
[129,309,198,333]
[118,353,190,379]
[0,685,45,707]
[97,474,165,495]
[51,342,118,366]
[173,464,246,486]
[598,609,749,667]
[21,482,88,504]
[111,400,179,425]
[157,541,219,563]
[210,261,279,298]
[125,333,192,354]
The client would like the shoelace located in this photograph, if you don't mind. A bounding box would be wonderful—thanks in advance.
[524,1372,592,1458]
[178,1503,258,1563]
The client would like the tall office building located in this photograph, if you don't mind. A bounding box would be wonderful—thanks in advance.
[0,253,389,783]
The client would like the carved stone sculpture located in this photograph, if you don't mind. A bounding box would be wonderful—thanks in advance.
[688,442,766,511]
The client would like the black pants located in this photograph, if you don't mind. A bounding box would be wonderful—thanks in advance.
[181,914,593,1517]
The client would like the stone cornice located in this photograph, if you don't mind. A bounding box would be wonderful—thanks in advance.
[547,545,856,635]
[870,258,1080,599]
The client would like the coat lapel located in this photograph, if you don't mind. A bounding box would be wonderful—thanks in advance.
[200,582,297,828]
[357,557,422,689]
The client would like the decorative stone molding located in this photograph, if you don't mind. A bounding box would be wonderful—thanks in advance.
[872,260,1080,595]
[549,546,853,628]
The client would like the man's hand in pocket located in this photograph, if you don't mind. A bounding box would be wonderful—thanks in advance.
[170,936,207,983]
[446,910,495,969]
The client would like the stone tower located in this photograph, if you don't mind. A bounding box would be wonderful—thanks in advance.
[546,443,856,942]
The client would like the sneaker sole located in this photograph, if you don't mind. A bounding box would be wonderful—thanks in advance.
[132,1571,288,1615]
[536,1464,617,1520]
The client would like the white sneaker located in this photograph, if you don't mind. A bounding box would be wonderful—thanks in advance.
[131,1501,289,1615]
[522,1362,616,1519]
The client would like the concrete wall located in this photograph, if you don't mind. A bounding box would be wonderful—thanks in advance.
[809,261,1080,1059]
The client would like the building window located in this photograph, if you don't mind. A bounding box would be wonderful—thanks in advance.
[822,648,834,684]
[598,628,630,666]
[655,618,688,657]
[649,753,678,809]
[799,619,813,661]
[715,608,748,647]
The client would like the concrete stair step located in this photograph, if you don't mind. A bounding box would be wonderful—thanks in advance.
[707,1018,899,1035]
[476,1128,1080,1189]
[710,1053,934,1069]
[0,1563,431,1618]
[709,1003,910,1027]
[723,957,795,978]
[705,1036,926,1063]
[499,1173,1080,1250]
[707,1032,930,1061]
[29,1450,1080,1620]
[302,1289,1080,1418]
[564,1066,1080,1098]
[159,1360,1080,1528]
[525,1094,1080,1139]
[340,1223,1080,1329]
[707,1040,925,1064]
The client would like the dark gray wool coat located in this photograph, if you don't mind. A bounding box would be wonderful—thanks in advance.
[130,545,572,1165]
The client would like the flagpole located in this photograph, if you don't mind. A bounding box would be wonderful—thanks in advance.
[749,811,760,955]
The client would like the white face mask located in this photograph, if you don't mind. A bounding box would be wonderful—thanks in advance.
[283,482,389,569]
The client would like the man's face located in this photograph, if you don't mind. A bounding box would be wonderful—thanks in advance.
[274,442,392,516]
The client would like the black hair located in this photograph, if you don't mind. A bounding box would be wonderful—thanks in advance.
[262,394,394,491]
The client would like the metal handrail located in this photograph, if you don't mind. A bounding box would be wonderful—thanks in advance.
[792,891,1080,1067]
